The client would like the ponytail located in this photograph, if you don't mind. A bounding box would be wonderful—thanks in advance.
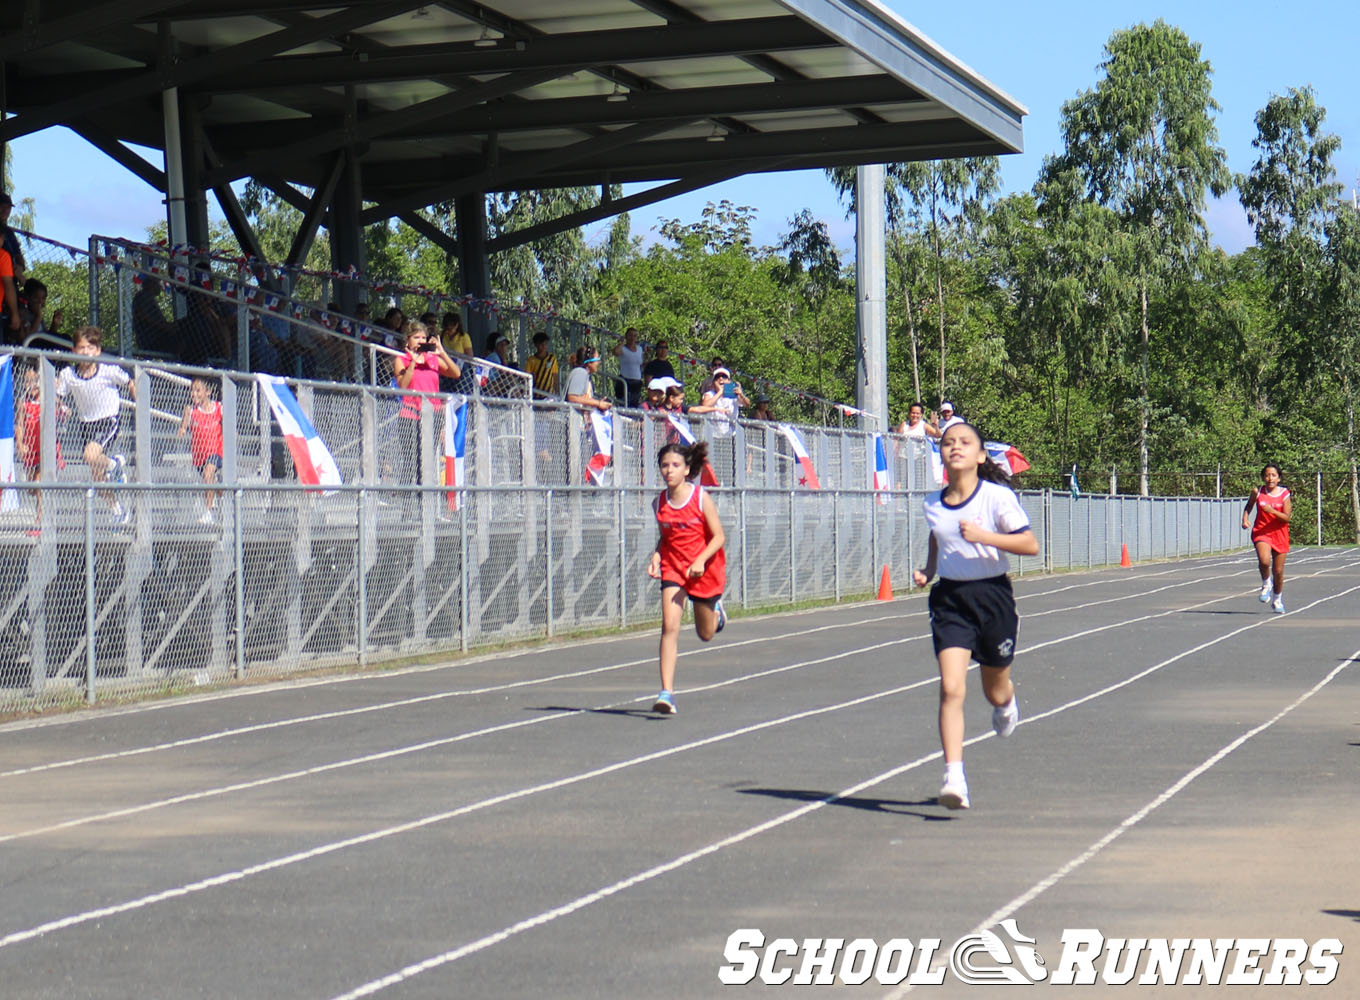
[657,440,709,476]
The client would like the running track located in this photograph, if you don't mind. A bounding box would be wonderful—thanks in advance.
[1,549,1358,998]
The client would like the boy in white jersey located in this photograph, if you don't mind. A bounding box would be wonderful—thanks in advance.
[913,421,1037,810]
[55,326,135,522]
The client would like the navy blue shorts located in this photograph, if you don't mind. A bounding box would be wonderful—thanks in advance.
[928,574,1019,668]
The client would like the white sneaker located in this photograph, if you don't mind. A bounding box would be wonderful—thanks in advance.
[1258,580,1273,603]
[110,454,129,484]
[938,772,970,810]
[992,697,1019,738]
[198,509,215,525]
[1272,595,1285,614]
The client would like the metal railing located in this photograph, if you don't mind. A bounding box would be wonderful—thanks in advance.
[0,473,1246,714]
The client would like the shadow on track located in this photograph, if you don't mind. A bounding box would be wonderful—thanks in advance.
[737,787,953,821]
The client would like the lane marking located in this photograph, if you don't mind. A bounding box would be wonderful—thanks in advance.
[5,580,1357,959]
[2,554,1317,780]
[324,585,1360,999]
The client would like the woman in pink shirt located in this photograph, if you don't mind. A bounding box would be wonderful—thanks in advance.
[394,320,460,486]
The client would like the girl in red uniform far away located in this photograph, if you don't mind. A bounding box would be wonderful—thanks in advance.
[646,441,727,715]
[1242,462,1291,614]
[913,421,1039,810]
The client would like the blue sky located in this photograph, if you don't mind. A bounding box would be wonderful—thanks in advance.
[8,0,1360,259]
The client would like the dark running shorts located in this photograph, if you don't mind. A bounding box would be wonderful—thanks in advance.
[196,454,222,473]
[74,416,120,452]
[928,574,1019,667]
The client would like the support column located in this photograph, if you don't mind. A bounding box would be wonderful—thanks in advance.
[181,100,211,253]
[456,191,491,346]
[329,146,367,317]
[855,164,888,433]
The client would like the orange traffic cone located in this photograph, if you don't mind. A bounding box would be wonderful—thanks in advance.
[1120,543,1131,568]
[877,565,894,601]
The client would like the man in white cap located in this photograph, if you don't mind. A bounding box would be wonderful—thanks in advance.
[642,376,676,411]
[937,400,963,434]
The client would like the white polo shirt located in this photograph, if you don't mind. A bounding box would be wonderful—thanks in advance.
[923,479,1031,580]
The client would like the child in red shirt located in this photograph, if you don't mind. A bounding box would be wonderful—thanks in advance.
[177,376,224,523]
[646,440,727,715]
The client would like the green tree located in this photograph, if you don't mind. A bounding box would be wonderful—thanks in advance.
[1041,20,1230,493]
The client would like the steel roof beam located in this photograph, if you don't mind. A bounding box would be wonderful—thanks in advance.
[0,0,429,143]
[68,121,167,191]
[0,0,190,60]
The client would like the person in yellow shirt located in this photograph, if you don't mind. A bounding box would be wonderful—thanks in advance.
[523,331,560,398]
[440,311,472,357]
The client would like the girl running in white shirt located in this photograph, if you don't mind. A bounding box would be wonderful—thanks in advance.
[913,421,1038,810]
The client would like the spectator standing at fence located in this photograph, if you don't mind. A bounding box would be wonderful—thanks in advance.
[898,401,939,439]
[177,376,224,524]
[16,362,63,522]
[565,346,611,413]
[440,311,472,356]
[701,366,749,438]
[0,192,24,281]
[132,275,175,354]
[641,339,676,383]
[18,277,61,339]
[643,377,673,411]
[523,331,560,398]
[0,229,20,344]
[613,327,645,408]
[1243,462,1291,614]
[55,326,134,524]
[394,320,460,488]
[646,440,727,715]
[176,289,232,367]
[937,401,962,434]
[911,421,1038,810]
[750,395,774,421]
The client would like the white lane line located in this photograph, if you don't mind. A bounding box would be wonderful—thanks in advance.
[5,553,1307,779]
[7,576,1356,962]
[1,548,1304,737]
[324,583,1360,1000]
[886,642,1360,998]
[6,557,1357,841]
[0,678,932,951]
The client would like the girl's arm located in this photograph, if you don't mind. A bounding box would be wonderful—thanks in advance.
[177,404,192,436]
[913,534,938,587]
[1266,494,1293,523]
[958,520,1040,556]
[1242,490,1258,528]
[432,341,461,378]
[393,355,414,388]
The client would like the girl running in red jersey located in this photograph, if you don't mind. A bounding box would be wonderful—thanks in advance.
[913,421,1038,810]
[646,441,727,715]
[1242,462,1290,614]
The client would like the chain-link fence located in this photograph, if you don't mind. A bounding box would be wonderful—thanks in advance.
[0,473,1247,714]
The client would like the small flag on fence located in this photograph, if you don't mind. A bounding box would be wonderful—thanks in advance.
[872,433,891,504]
[662,413,719,485]
[928,438,945,487]
[586,411,614,485]
[778,424,820,489]
[0,356,18,511]
[443,395,467,511]
[256,376,342,490]
[985,442,1031,477]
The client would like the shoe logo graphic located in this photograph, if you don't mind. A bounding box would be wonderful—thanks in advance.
[949,919,1047,985]
[997,638,1014,659]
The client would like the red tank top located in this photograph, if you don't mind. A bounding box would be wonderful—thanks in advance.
[653,483,726,599]
[1251,486,1290,553]
[190,402,224,466]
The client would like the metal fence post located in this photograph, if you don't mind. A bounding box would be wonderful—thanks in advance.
[789,490,797,604]
[833,490,841,602]
[233,487,245,679]
[546,489,555,638]
[1043,490,1052,574]
[739,490,748,610]
[870,488,879,594]
[618,486,627,629]
[460,492,470,653]
[84,489,96,705]
[356,489,368,667]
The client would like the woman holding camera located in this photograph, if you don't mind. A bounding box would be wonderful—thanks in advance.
[394,320,461,487]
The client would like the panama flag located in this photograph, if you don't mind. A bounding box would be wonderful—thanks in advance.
[872,433,891,504]
[585,411,614,485]
[985,442,1031,477]
[0,356,17,511]
[927,438,945,487]
[778,423,820,489]
[663,413,720,486]
[443,396,468,511]
[256,375,342,490]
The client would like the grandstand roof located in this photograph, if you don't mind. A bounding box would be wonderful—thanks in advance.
[1,0,1025,240]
